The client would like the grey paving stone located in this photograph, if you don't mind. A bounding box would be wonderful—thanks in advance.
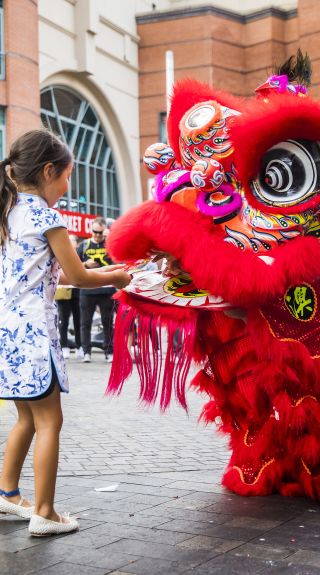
[101,538,218,567]
[120,557,186,575]
[185,553,268,574]
[177,535,243,553]
[229,542,294,561]
[274,549,320,567]
[259,563,320,575]
[0,533,47,553]
[159,518,264,540]
[112,493,173,506]
[33,563,107,575]
[206,501,300,522]
[37,529,122,550]
[250,524,320,551]
[101,474,176,488]
[114,482,192,498]
[165,480,223,493]
[97,522,194,546]
[225,516,281,530]
[96,501,155,514]
[77,508,171,529]
[21,539,140,571]
[0,550,62,575]
[142,504,231,526]
[0,518,29,535]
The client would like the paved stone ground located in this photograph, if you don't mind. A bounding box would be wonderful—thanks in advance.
[1,351,320,574]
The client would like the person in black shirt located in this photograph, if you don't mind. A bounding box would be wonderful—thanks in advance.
[77,217,115,363]
[56,235,83,359]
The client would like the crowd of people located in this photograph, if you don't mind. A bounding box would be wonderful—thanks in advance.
[55,217,117,364]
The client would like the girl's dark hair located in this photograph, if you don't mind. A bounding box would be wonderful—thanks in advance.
[0,129,73,245]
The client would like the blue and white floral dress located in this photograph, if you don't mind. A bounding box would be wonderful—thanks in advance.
[0,193,69,399]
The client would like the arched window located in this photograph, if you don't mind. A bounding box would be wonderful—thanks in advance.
[40,86,120,218]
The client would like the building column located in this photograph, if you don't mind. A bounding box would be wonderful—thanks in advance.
[298,0,320,97]
[4,0,40,148]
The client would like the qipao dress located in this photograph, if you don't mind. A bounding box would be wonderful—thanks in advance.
[0,193,69,399]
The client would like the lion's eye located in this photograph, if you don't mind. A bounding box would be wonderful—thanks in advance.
[251,139,320,207]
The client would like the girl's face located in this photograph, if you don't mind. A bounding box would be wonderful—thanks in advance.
[42,162,73,207]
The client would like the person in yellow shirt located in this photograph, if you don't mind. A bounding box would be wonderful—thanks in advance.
[77,217,116,363]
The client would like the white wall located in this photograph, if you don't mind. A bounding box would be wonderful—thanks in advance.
[38,0,142,211]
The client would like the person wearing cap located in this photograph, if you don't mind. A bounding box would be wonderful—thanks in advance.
[77,217,116,363]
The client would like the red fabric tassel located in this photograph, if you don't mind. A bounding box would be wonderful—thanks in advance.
[106,300,136,396]
[106,293,199,411]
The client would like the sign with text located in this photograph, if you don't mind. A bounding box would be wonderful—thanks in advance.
[57,210,96,238]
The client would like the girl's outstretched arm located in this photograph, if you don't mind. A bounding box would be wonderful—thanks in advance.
[46,227,131,290]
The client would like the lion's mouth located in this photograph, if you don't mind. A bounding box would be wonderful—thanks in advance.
[197,184,242,220]
[205,191,235,206]
[154,169,242,221]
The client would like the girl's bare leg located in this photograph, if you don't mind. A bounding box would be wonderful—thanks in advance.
[28,384,63,521]
[0,400,35,507]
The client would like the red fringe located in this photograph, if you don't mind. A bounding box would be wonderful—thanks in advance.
[106,293,198,411]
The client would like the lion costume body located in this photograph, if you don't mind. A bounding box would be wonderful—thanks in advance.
[106,57,320,499]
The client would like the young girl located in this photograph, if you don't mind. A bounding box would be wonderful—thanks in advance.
[0,129,131,536]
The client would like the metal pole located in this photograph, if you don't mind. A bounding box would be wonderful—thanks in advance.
[166,50,174,116]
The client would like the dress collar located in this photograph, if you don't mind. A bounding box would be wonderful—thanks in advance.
[17,192,48,208]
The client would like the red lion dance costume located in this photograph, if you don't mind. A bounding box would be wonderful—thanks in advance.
[107,52,320,499]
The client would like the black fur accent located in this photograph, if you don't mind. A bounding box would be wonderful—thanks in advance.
[274,49,312,87]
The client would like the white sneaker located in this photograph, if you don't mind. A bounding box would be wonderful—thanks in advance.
[0,494,34,519]
[62,347,70,359]
[82,353,91,363]
[75,347,84,359]
[105,354,113,363]
[29,513,79,537]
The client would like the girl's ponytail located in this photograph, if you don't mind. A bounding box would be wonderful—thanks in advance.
[0,158,17,245]
[0,129,72,246]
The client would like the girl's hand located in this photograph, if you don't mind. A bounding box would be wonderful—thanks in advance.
[112,270,132,289]
[149,250,183,275]
[149,249,168,262]
[97,264,127,273]
[85,259,100,269]
[164,257,183,277]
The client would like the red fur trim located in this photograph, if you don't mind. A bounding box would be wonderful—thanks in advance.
[295,436,320,467]
[108,200,320,307]
[231,94,320,214]
[299,464,320,500]
[190,369,215,395]
[168,79,244,163]
[278,483,305,497]
[222,460,278,496]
